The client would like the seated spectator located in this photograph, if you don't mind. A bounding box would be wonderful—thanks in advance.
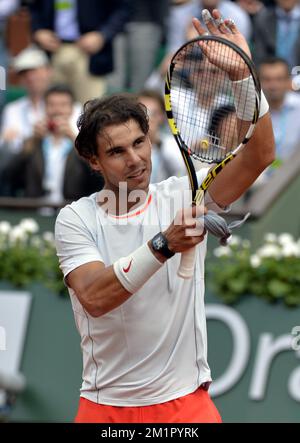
[30,0,131,104]
[0,46,82,194]
[253,0,300,68]
[0,45,82,151]
[257,56,300,181]
[0,0,19,111]
[138,89,186,182]
[0,46,53,154]
[4,84,103,202]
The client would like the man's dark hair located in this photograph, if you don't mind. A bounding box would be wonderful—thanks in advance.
[209,105,236,140]
[75,94,149,160]
[44,84,75,102]
[258,56,290,75]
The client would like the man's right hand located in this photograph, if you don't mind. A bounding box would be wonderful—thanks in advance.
[163,205,207,254]
[34,30,61,52]
[33,120,47,139]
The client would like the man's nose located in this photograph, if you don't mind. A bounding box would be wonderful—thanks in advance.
[125,148,141,166]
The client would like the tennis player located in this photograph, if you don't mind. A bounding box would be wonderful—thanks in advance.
[55,9,275,423]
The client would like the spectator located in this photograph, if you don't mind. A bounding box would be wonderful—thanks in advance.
[0,45,82,150]
[208,104,238,152]
[237,0,264,25]
[253,0,300,68]
[0,46,82,193]
[30,0,131,104]
[4,84,104,201]
[259,57,300,171]
[0,0,20,111]
[138,89,186,182]
[108,0,169,92]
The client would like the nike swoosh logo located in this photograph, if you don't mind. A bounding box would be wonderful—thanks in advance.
[123,259,133,273]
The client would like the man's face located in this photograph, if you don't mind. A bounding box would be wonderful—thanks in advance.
[138,96,165,143]
[90,119,152,195]
[276,0,298,12]
[19,66,52,96]
[217,112,238,151]
[45,92,73,120]
[201,0,219,10]
[188,58,224,102]
[259,63,290,103]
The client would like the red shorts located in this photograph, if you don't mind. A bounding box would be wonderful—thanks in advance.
[75,387,222,423]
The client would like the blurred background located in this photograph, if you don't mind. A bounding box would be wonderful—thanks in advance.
[0,0,300,423]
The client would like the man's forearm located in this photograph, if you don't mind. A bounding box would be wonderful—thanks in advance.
[208,113,275,207]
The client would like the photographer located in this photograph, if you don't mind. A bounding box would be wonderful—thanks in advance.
[4,84,103,201]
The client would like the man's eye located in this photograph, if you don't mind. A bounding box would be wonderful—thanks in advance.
[110,149,122,156]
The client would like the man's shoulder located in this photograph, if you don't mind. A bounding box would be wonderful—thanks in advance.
[254,6,275,24]
[285,91,300,109]
[56,193,98,225]
[3,96,29,114]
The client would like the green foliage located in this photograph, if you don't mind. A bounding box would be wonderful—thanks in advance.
[208,233,300,307]
[0,219,67,295]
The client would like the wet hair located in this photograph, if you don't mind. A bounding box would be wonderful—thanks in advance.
[44,84,75,102]
[75,93,149,160]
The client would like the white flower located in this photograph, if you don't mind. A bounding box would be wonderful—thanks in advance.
[19,218,39,234]
[9,226,28,243]
[242,240,251,248]
[43,231,55,244]
[0,221,11,235]
[228,235,241,246]
[281,243,300,257]
[278,233,294,246]
[257,244,281,259]
[264,233,277,243]
[30,236,42,248]
[214,246,232,257]
[250,254,261,268]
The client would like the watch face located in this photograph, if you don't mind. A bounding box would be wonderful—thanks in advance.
[154,235,165,250]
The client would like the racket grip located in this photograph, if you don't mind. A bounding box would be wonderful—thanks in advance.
[177,246,196,279]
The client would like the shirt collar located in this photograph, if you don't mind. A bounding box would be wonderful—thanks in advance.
[276,5,300,20]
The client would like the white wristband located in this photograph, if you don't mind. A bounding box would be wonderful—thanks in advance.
[231,76,256,121]
[259,90,269,118]
[113,243,163,294]
[231,76,269,121]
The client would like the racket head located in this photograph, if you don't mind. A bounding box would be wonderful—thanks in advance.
[165,35,261,165]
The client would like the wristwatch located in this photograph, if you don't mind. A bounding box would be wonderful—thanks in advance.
[151,232,175,259]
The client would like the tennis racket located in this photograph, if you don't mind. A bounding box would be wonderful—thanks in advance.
[164,35,261,279]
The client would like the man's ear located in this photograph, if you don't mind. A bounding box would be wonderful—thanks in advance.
[89,155,102,173]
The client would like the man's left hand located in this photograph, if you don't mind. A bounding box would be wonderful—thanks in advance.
[192,9,251,80]
[77,32,105,54]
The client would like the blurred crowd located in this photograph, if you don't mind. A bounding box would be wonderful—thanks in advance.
[0,0,300,204]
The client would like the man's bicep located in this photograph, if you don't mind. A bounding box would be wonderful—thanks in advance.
[66,260,105,295]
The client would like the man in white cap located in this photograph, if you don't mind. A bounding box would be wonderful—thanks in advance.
[0,46,52,154]
[0,45,81,195]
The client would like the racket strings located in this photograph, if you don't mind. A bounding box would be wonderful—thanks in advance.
[170,39,256,163]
